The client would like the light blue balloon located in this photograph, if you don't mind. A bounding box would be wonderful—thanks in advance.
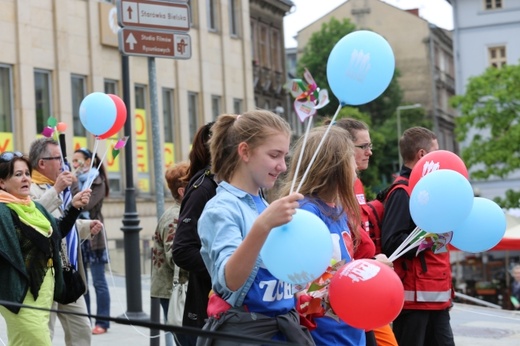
[451,198,506,253]
[409,170,474,234]
[79,92,117,136]
[260,209,333,285]
[326,30,395,106]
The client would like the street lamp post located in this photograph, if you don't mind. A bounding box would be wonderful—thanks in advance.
[396,103,422,168]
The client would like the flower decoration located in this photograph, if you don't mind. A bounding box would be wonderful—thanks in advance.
[111,136,129,160]
[287,68,330,122]
[296,259,346,325]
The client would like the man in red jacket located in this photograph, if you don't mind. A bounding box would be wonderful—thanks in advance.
[382,126,454,346]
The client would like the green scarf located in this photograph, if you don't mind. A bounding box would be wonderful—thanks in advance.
[6,201,52,236]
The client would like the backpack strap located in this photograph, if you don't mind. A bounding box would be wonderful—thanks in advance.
[376,176,410,202]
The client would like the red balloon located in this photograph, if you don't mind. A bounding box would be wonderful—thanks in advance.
[98,94,127,139]
[329,259,404,331]
[409,150,468,191]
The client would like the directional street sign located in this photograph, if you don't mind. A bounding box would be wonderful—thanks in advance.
[118,0,190,31]
[118,27,191,59]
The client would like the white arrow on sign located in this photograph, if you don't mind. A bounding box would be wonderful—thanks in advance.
[126,32,137,50]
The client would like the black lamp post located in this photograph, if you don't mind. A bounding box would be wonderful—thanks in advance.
[121,54,147,320]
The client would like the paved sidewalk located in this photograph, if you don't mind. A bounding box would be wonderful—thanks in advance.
[1,272,520,345]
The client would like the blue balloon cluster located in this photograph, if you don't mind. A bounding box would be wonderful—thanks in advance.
[451,197,506,253]
[327,30,395,106]
[409,170,474,234]
[260,209,333,285]
[79,92,117,136]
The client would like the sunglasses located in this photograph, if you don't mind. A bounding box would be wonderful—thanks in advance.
[0,151,23,163]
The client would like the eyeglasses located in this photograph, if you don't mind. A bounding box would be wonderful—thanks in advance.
[0,151,23,163]
[41,156,62,162]
[355,143,373,151]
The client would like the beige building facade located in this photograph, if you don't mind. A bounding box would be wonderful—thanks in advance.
[0,0,261,271]
[295,0,457,151]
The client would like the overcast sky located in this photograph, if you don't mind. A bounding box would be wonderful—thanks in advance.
[284,0,454,48]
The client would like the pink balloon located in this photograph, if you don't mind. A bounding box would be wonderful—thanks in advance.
[98,94,127,139]
[329,259,404,330]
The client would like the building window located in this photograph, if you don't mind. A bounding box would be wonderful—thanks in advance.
[271,29,282,72]
[207,0,218,31]
[135,85,151,194]
[211,95,221,120]
[0,65,14,133]
[34,70,53,134]
[71,75,87,137]
[259,23,269,67]
[484,0,502,10]
[488,46,506,68]
[251,21,258,65]
[233,98,243,115]
[188,92,199,142]
[163,88,175,143]
[229,0,239,36]
[104,79,118,95]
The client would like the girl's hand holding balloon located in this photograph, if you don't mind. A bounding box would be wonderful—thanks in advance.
[256,192,303,232]
[373,253,394,269]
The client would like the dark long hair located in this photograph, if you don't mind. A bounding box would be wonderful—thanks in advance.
[74,148,109,197]
[182,122,214,184]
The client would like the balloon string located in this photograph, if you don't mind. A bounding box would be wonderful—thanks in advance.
[84,138,99,191]
[388,227,423,262]
[290,116,314,194]
[295,103,342,193]
[388,233,427,262]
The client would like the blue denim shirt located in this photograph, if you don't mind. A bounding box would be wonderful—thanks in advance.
[198,181,262,307]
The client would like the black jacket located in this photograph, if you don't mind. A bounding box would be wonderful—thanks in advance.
[381,166,416,258]
[172,167,217,329]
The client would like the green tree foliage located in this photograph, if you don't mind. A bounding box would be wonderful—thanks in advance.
[451,64,520,207]
[296,17,432,193]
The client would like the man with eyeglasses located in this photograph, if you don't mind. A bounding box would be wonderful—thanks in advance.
[381,127,455,346]
[28,137,97,346]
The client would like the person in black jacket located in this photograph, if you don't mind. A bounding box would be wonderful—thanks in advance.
[172,122,217,346]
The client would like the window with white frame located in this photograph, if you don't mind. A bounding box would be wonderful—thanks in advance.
[0,65,13,133]
[484,0,502,10]
[34,70,53,134]
[229,0,239,36]
[488,46,507,68]
[188,92,199,142]
[211,95,221,120]
[207,0,218,31]
[233,98,243,115]
[104,79,118,95]
[163,88,175,143]
[71,74,87,137]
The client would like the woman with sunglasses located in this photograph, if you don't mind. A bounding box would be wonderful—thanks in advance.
[71,148,111,335]
[0,151,94,345]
